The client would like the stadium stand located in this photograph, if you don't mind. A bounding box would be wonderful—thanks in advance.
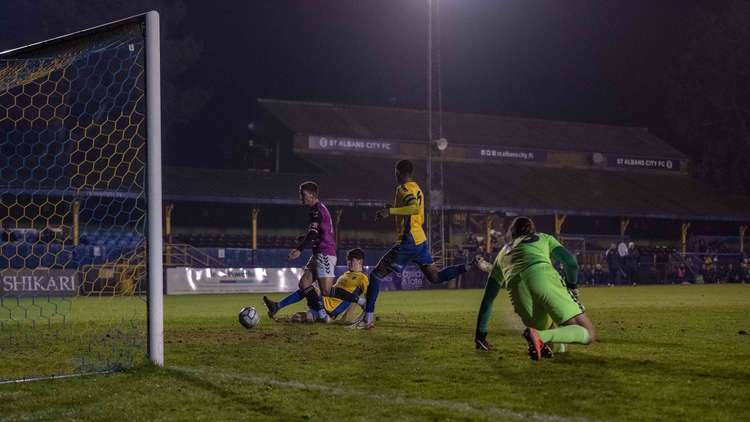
[3,98,749,282]
[158,99,750,281]
[163,99,746,220]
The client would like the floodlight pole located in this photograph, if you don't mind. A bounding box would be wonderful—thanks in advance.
[146,10,164,367]
[426,0,433,247]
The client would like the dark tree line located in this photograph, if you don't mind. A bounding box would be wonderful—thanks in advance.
[2,0,213,167]
[666,1,750,194]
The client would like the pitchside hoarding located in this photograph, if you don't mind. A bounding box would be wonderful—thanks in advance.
[166,266,426,295]
[166,267,303,294]
[607,156,680,171]
[0,269,78,297]
[308,135,400,154]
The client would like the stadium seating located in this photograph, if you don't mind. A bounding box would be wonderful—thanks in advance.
[0,230,143,269]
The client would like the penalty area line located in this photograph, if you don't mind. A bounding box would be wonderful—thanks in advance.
[173,366,595,422]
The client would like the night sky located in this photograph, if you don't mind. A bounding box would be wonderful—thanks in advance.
[0,0,728,168]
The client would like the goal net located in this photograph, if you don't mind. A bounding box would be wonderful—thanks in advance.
[0,12,162,382]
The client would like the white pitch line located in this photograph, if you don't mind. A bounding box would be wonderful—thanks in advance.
[174,366,596,422]
[0,370,114,385]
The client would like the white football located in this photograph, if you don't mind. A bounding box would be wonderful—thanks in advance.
[238,306,260,329]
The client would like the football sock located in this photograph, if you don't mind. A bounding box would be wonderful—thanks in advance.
[537,325,590,345]
[301,286,323,312]
[435,263,469,284]
[476,278,502,333]
[551,343,567,353]
[277,290,304,310]
[365,274,381,314]
[305,292,317,309]
[330,287,359,303]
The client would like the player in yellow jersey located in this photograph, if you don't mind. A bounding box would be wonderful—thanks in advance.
[352,159,486,329]
[287,248,369,323]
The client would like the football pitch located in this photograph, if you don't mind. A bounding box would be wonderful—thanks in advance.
[2,284,749,421]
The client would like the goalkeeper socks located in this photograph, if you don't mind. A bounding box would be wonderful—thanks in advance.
[365,274,381,313]
[330,287,359,303]
[436,263,469,284]
[477,279,502,333]
[551,343,567,353]
[277,290,304,310]
[537,325,590,345]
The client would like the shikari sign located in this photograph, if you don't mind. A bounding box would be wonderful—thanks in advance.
[1,269,78,297]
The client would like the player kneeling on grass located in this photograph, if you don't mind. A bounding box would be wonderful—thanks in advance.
[279,248,369,323]
[474,216,596,360]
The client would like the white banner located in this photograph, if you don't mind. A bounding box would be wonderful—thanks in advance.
[166,267,304,295]
[165,266,429,295]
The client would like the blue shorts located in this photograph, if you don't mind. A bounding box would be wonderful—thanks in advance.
[376,235,433,274]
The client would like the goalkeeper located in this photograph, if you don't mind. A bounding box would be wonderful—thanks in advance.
[474,216,596,360]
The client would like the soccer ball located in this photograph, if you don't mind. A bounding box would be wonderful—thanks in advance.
[238,307,260,329]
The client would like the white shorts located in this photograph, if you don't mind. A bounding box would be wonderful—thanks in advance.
[305,254,336,279]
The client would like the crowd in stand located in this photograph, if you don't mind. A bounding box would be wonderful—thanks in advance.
[461,231,750,285]
[685,255,750,284]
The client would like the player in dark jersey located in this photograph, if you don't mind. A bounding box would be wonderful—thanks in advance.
[474,216,596,360]
[263,181,361,322]
[352,160,487,329]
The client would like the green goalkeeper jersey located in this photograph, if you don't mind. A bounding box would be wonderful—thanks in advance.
[489,232,563,287]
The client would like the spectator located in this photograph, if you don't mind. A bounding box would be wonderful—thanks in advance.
[726,263,741,283]
[605,243,621,285]
[741,260,750,284]
[593,263,607,285]
[617,241,629,259]
[579,264,593,286]
[676,264,688,284]
[627,242,640,285]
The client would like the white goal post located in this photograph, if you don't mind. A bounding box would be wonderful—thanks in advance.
[145,10,164,367]
[0,11,163,381]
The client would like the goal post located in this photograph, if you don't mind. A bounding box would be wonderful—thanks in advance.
[0,11,163,381]
[145,10,164,368]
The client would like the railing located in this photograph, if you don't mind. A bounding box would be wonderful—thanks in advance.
[163,243,225,268]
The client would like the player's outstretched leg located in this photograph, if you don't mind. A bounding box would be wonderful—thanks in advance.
[262,295,282,319]
[475,276,501,351]
[523,314,595,360]
[304,285,329,323]
[265,286,314,319]
[537,313,596,345]
[350,273,380,329]
[350,246,398,329]
[421,263,468,285]
[422,256,489,285]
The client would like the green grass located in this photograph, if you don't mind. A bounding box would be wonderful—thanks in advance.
[2,285,750,421]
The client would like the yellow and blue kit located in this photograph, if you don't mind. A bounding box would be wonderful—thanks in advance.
[380,181,433,270]
[393,181,426,245]
[323,270,369,318]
